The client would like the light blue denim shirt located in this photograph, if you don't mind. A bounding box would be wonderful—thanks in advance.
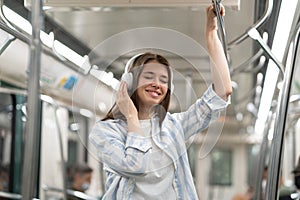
[89,85,229,200]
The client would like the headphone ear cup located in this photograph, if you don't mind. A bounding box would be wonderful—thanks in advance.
[121,72,133,91]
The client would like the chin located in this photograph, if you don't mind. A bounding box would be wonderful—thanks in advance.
[147,100,161,106]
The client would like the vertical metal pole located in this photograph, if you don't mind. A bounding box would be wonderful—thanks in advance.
[21,0,43,199]
[253,111,272,200]
[292,127,296,168]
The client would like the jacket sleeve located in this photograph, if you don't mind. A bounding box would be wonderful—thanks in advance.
[89,120,152,177]
[171,85,230,140]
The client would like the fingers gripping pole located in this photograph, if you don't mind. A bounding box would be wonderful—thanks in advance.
[212,0,231,71]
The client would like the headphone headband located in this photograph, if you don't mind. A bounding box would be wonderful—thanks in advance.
[124,53,144,73]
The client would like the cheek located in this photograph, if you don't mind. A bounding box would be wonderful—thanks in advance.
[162,85,168,94]
[159,87,168,101]
[138,79,150,87]
[136,87,144,100]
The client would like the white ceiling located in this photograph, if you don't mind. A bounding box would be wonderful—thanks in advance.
[0,0,259,129]
[42,0,256,117]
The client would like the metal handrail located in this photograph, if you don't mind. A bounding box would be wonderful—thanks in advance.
[0,34,15,55]
[0,191,22,199]
[281,1,300,66]
[0,1,87,75]
[0,20,86,74]
[227,0,284,79]
[0,0,24,33]
[247,27,284,78]
[21,0,43,199]
[214,0,278,77]
[212,0,230,66]
[0,87,27,95]
[228,0,273,49]
[253,109,275,200]
[265,22,300,200]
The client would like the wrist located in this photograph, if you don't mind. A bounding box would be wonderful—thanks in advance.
[206,30,218,40]
[206,31,220,50]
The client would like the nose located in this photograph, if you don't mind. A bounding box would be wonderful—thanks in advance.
[151,82,160,89]
[151,77,160,88]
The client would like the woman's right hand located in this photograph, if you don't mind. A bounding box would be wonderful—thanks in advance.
[116,81,138,120]
[206,4,225,34]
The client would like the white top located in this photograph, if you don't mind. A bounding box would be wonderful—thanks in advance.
[131,119,177,200]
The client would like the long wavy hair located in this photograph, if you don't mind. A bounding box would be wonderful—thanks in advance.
[102,52,172,125]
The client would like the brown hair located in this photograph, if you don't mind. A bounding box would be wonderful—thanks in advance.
[67,163,93,182]
[102,52,172,124]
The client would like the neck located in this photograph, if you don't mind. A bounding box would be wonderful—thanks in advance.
[138,104,153,120]
[138,110,151,120]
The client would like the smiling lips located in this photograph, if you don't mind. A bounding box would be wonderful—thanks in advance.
[146,89,161,98]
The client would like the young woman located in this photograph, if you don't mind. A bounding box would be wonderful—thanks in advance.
[89,5,232,200]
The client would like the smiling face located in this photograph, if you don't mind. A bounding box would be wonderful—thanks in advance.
[103,52,172,122]
[136,61,169,112]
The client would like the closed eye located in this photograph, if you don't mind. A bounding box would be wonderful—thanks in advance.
[142,71,168,84]
[142,72,155,79]
[143,75,154,79]
[160,77,168,84]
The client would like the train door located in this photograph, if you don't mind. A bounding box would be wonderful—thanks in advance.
[39,101,103,200]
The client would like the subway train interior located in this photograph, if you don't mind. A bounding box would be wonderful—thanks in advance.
[0,0,300,199]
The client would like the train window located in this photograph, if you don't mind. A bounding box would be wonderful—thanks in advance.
[209,147,233,186]
[67,140,78,164]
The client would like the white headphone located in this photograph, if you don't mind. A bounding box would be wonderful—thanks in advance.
[121,53,143,91]
[121,53,174,93]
